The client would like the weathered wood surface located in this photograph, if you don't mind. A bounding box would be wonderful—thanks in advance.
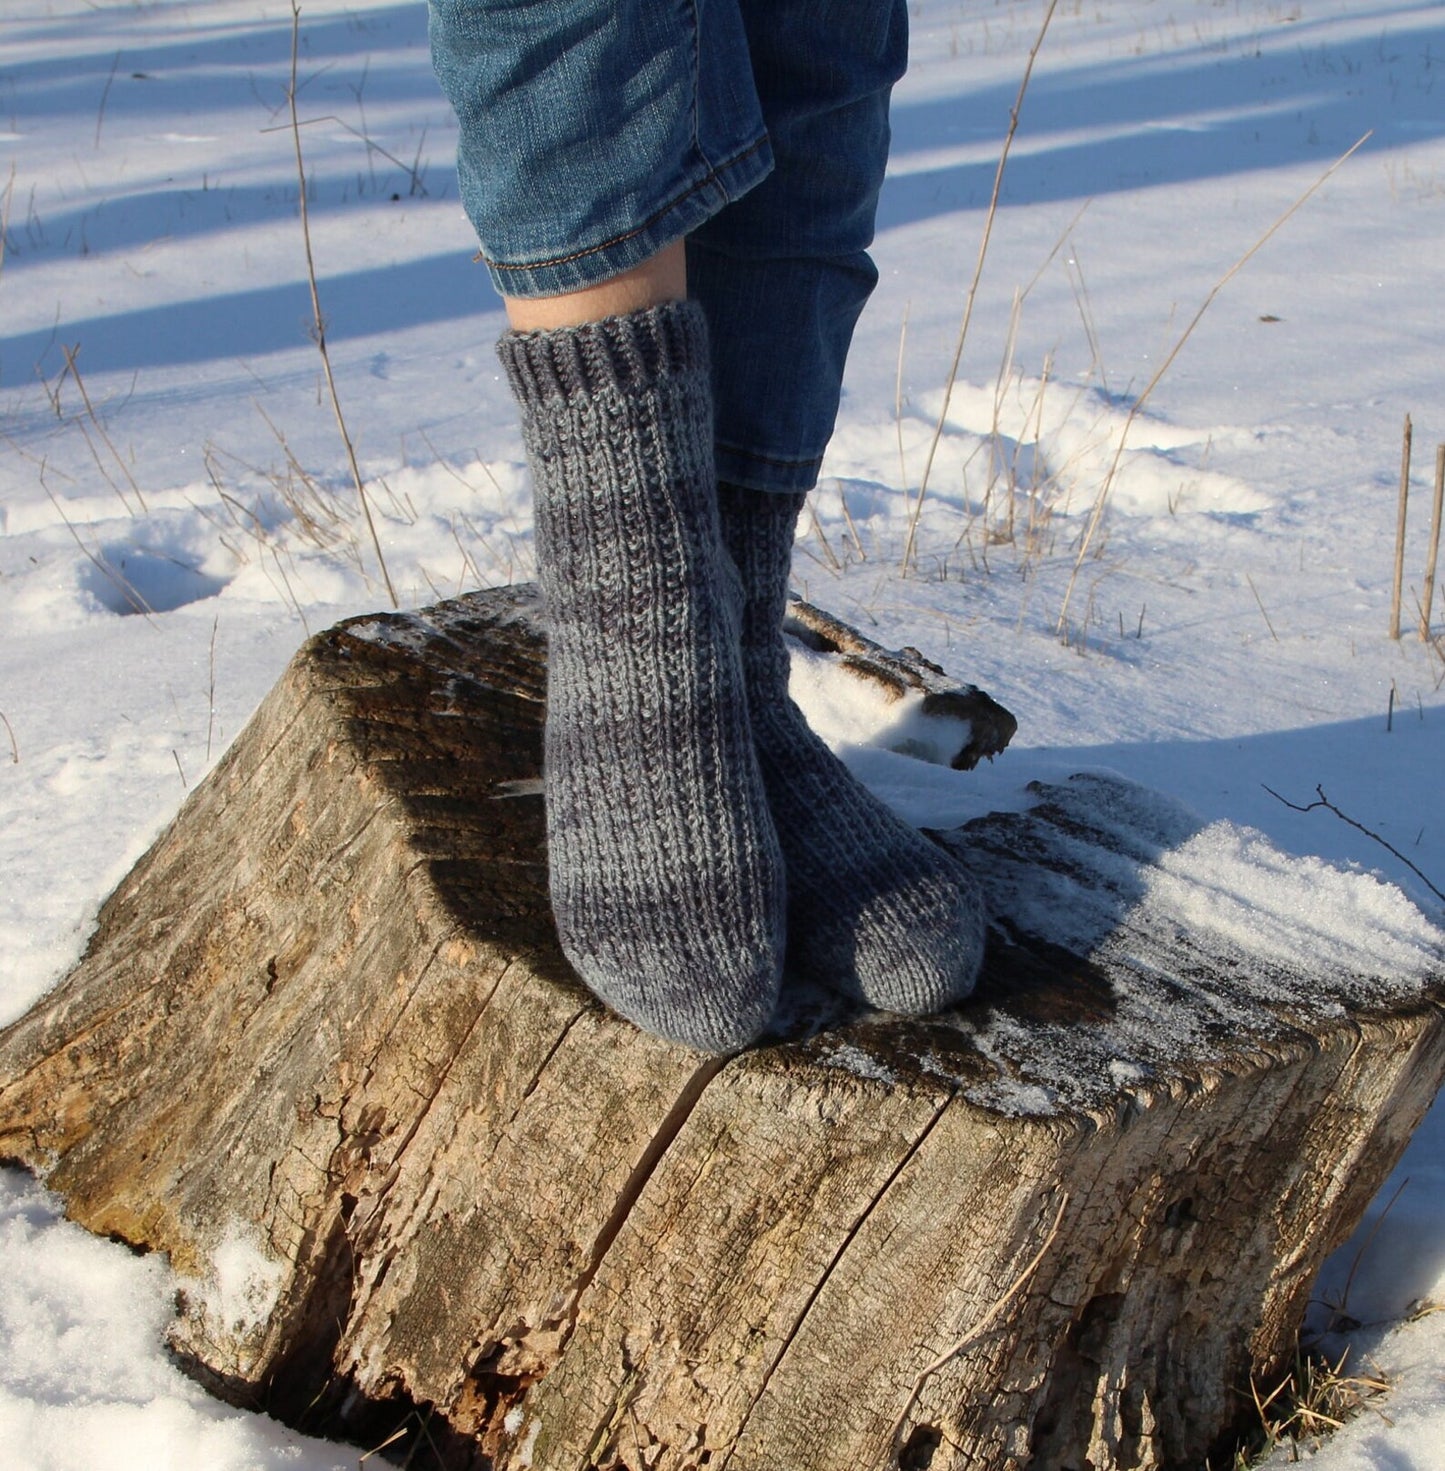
[1,585,1442,1471]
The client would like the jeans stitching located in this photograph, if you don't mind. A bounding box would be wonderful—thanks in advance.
[484,136,770,276]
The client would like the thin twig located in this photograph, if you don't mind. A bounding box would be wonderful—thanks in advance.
[1332,1176,1410,1332]
[206,614,219,762]
[1392,413,1412,640]
[1420,443,1443,640]
[902,0,1060,575]
[1058,132,1372,634]
[260,113,430,198]
[0,709,18,763]
[1261,783,1445,905]
[95,51,120,149]
[1246,572,1280,642]
[286,1,397,607]
[890,1193,1068,1462]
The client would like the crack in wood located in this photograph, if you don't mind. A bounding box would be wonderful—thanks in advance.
[347,958,532,1268]
[552,1053,733,1355]
[462,1000,590,1185]
[321,797,396,868]
[716,1088,961,1471]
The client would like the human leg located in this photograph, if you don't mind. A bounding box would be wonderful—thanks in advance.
[427,0,772,298]
[687,0,907,492]
[502,241,686,331]
[690,0,986,1009]
[717,483,984,1011]
[428,1,787,1049]
[501,303,786,1052]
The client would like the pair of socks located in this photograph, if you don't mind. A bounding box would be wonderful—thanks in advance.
[498,302,983,1052]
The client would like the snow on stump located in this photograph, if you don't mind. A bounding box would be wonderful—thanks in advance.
[1,585,1442,1471]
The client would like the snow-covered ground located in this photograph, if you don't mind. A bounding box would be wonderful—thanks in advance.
[2,0,1443,1466]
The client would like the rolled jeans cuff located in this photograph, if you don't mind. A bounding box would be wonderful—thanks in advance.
[428,0,774,298]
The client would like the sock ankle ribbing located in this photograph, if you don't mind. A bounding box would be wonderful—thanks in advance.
[498,305,786,1052]
[717,481,984,1013]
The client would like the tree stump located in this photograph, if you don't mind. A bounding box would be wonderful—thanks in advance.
[1,586,1441,1471]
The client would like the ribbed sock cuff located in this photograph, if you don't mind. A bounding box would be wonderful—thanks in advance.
[497,300,709,408]
[717,481,805,650]
[717,481,807,521]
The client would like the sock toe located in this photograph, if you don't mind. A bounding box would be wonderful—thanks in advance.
[717,480,988,1016]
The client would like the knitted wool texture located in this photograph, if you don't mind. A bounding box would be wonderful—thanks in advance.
[717,482,985,1013]
[498,304,786,1052]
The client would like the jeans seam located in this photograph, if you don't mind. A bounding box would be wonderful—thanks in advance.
[483,136,770,277]
[689,0,704,171]
[716,439,822,471]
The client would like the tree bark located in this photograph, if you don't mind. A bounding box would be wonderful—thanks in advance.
[0,586,1440,1471]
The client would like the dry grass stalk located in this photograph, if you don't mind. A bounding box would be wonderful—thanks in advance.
[0,709,18,764]
[254,403,362,566]
[981,299,1025,550]
[448,515,487,593]
[901,0,1060,574]
[95,52,120,150]
[1246,1347,1392,1462]
[1022,372,1065,563]
[1014,352,1052,547]
[1065,237,1108,392]
[271,546,312,635]
[261,112,431,200]
[459,505,528,586]
[286,0,397,608]
[918,201,1094,582]
[895,303,911,512]
[62,343,147,514]
[42,475,156,621]
[357,1423,409,1464]
[1420,442,1444,640]
[206,616,219,763]
[197,440,316,627]
[837,483,867,561]
[0,163,14,282]
[1057,131,1372,635]
[1325,1176,1410,1334]
[1392,413,1413,639]
[416,433,534,582]
[804,499,843,574]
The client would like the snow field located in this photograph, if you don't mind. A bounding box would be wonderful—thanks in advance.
[2,0,1444,1466]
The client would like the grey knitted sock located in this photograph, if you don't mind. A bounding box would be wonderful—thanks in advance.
[717,482,984,1013]
[498,304,786,1052]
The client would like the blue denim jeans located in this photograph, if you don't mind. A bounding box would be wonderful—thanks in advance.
[428,0,906,493]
